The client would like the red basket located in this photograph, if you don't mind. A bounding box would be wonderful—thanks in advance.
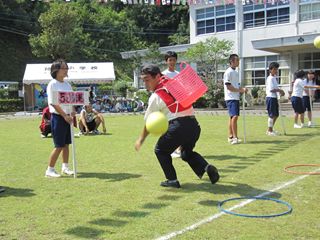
[164,62,208,107]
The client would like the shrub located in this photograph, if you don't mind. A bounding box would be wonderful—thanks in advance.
[0,99,24,112]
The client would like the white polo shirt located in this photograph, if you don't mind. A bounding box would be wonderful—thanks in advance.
[292,78,305,98]
[224,67,240,101]
[302,79,315,97]
[144,93,194,122]
[47,79,73,114]
[162,69,179,79]
[265,75,279,98]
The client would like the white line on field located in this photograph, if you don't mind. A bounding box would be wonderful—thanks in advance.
[155,169,320,240]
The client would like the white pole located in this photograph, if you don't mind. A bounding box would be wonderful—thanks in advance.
[308,88,313,125]
[278,94,286,135]
[242,93,246,143]
[70,122,77,178]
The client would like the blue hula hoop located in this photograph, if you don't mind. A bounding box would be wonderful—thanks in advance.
[218,196,293,218]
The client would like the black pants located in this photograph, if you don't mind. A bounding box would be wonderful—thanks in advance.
[154,116,208,181]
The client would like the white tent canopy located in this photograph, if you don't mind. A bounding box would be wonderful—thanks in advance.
[23,62,115,85]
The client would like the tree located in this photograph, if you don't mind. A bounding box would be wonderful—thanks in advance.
[29,2,94,60]
[184,37,233,83]
[168,17,189,45]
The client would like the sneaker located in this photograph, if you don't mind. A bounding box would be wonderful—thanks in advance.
[61,167,74,176]
[227,137,233,143]
[41,134,47,138]
[45,169,61,178]
[266,131,278,136]
[0,186,5,193]
[294,124,302,129]
[308,121,315,127]
[171,150,181,158]
[206,165,220,184]
[231,138,240,145]
[160,180,181,188]
[92,130,100,135]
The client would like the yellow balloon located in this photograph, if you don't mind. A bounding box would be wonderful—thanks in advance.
[314,36,320,49]
[146,111,168,135]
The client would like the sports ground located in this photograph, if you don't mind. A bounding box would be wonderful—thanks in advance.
[0,112,319,239]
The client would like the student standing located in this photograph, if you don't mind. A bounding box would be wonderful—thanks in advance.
[265,62,285,136]
[303,70,316,127]
[45,59,75,178]
[135,65,219,188]
[223,54,247,144]
[162,51,181,158]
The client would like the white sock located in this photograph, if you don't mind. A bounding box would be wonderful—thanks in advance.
[268,118,273,128]
[47,166,54,171]
[62,163,68,169]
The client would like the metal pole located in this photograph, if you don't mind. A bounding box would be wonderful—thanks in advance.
[308,88,313,126]
[242,93,246,143]
[70,123,77,178]
[278,94,286,135]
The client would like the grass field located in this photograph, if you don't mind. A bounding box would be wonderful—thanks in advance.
[0,113,319,240]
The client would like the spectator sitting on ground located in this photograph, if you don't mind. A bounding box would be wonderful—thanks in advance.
[39,106,52,138]
[79,104,106,135]
[114,98,125,112]
[134,97,144,112]
[103,98,113,112]
[92,99,104,112]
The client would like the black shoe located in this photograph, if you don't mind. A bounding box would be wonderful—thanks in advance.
[160,180,181,188]
[0,186,5,193]
[206,165,220,184]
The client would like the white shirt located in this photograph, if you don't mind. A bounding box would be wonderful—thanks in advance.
[162,69,179,79]
[224,67,240,101]
[144,93,194,122]
[266,75,279,98]
[302,79,315,96]
[292,78,305,98]
[80,109,95,122]
[47,79,73,114]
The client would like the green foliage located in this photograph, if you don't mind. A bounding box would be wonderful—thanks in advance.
[144,43,162,64]
[205,80,226,108]
[0,98,23,112]
[193,81,225,108]
[135,89,150,105]
[168,17,189,45]
[184,37,233,83]
[29,2,93,60]
[251,86,260,98]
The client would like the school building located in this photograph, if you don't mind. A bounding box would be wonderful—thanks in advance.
[121,0,320,99]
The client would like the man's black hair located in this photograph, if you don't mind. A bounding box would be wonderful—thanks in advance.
[164,51,178,61]
[295,69,305,79]
[229,54,239,64]
[269,62,279,70]
[141,64,162,77]
[50,59,68,79]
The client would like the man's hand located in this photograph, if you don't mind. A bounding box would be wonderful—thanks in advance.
[63,115,73,124]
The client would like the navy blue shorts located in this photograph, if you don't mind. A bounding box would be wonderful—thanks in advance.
[226,100,240,117]
[303,96,312,111]
[51,113,71,148]
[291,96,305,114]
[266,97,279,117]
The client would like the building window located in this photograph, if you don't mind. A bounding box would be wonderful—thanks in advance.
[298,52,320,69]
[196,5,235,35]
[244,55,290,86]
[299,0,320,21]
[243,0,289,29]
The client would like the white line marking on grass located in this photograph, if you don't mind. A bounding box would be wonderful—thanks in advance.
[155,170,320,240]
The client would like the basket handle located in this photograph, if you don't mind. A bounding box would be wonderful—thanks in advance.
[179,62,189,70]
